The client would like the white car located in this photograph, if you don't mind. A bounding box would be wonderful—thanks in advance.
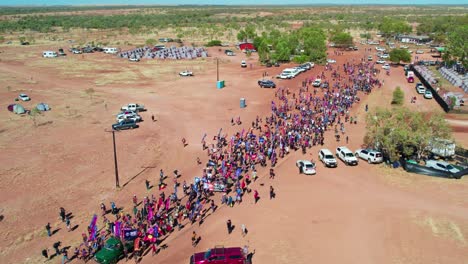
[117,112,142,123]
[407,50,413,54]
[379,54,390,59]
[426,160,460,174]
[355,149,383,164]
[241,60,247,68]
[327,59,336,64]
[179,70,193,77]
[312,79,322,87]
[400,45,409,49]
[319,149,338,168]
[416,85,426,94]
[382,64,390,70]
[129,57,140,62]
[18,93,30,101]
[294,66,306,73]
[424,90,433,99]
[416,50,424,54]
[376,59,386,64]
[296,160,317,175]
[376,47,386,52]
[336,146,359,166]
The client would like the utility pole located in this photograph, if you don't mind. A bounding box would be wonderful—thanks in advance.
[216,57,219,82]
[105,129,120,189]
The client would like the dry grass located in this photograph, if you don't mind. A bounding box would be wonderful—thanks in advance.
[94,70,140,86]
[26,56,103,78]
[412,213,468,246]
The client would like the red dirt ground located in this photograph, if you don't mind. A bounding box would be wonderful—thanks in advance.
[0,43,467,264]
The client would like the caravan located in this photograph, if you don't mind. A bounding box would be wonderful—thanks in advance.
[103,47,119,54]
[42,51,58,58]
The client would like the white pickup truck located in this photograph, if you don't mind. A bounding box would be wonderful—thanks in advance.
[121,103,146,112]
[336,146,359,166]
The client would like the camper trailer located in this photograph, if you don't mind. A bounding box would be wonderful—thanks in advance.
[42,51,58,58]
[103,47,119,54]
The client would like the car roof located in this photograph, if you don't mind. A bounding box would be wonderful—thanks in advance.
[320,148,333,154]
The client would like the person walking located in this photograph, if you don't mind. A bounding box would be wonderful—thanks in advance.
[192,231,198,247]
[45,222,52,237]
[59,207,66,222]
[241,224,247,237]
[254,190,259,204]
[145,179,151,190]
[151,114,155,122]
[269,186,275,200]
[227,219,232,234]
[52,241,61,257]
[61,248,69,264]
[65,216,71,232]
[100,203,107,216]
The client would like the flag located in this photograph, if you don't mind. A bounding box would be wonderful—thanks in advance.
[89,214,98,240]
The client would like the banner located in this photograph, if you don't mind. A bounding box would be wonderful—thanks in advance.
[114,221,121,237]
[89,214,98,240]
[123,228,138,240]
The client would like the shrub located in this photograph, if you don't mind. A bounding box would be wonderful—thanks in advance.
[146,38,157,46]
[391,86,404,105]
[292,55,309,64]
[206,40,222,47]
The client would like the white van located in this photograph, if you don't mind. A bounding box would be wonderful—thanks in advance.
[42,51,58,58]
[103,47,119,54]
[280,68,299,79]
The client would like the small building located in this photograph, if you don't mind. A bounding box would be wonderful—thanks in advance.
[238,42,256,52]
[396,35,431,44]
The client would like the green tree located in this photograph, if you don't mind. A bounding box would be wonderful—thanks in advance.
[145,38,157,46]
[330,31,353,48]
[389,48,411,64]
[378,17,411,37]
[391,86,404,105]
[205,40,222,47]
[364,107,451,161]
[447,25,468,68]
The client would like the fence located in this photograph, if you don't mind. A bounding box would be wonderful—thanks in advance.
[410,64,450,112]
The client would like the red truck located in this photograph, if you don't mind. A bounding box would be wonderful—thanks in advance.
[190,246,247,264]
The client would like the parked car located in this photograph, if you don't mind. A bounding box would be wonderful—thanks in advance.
[355,149,383,164]
[368,55,373,61]
[376,59,386,64]
[416,84,426,94]
[241,60,247,68]
[121,103,146,112]
[382,64,391,70]
[265,62,272,67]
[426,160,460,174]
[116,112,142,123]
[312,79,322,87]
[225,50,235,56]
[94,237,134,264]
[376,47,386,52]
[190,246,246,264]
[70,48,82,54]
[18,93,31,101]
[179,70,193,77]
[274,62,280,67]
[112,119,139,130]
[296,160,317,175]
[400,45,409,49]
[58,48,66,56]
[336,146,359,166]
[258,80,276,88]
[424,90,433,99]
[379,54,390,59]
[327,59,336,64]
[319,149,337,168]
[321,82,329,89]
[129,57,140,62]
[416,50,424,54]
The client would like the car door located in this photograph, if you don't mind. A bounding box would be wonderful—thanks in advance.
[361,150,368,159]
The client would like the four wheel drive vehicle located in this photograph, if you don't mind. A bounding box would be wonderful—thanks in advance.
[376,59,386,64]
[326,59,336,64]
[18,93,31,101]
[121,103,146,112]
[179,70,193,77]
[241,60,247,68]
[274,62,280,67]
[70,48,82,54]
[296,160,317,175]
[94,237,134,264]
[116,112,142,123]
[312,79,322,87]
[367,55,373,61]
[319,149,337,168]
[279,68,299,79]
[159,38,173,42]
[82,47,94,53]
[353,46,358,50]
[355,149,383,164]
[424,90,433,99]
[103,47,119,54]
[42,51,58,58]
[225,50,235,56]
[190,246,246,264]
[258,80,276,88]
[379,54,389,59]
[336,146,359,166]
[425,160,460,174]
[375,47,386,52]
[129,57,140,62]
[416,85,426,94]
[382,64,390,70]
[295,66,306,73]
[416,50,424,54]
[112,119,139,130]
[58,48,66,56]
[321,82,329,89]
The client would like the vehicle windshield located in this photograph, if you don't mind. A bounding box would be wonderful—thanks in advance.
[446,165,455,170]
[104,243,118,250]
[325,155,334,159]
[305,164,315,169]
[346,153,355,157]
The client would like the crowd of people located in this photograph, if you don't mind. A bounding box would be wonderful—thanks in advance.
[43,58,383,264]
[118,46,208,60]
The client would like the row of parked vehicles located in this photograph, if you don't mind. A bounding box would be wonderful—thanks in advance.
[296,147,384,175]
[42,47,119,58]
[111,103,146,130]
[276,62,315,79]
[415,82,433,99]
